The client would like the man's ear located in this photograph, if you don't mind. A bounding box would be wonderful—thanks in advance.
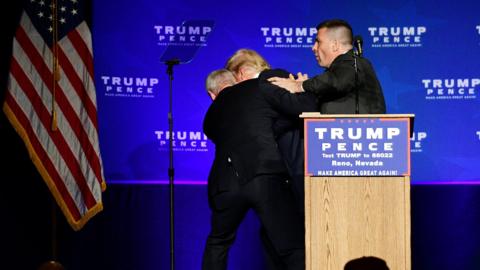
[236,67,247,82]
[208,91,217,100]
[331,39,339,52]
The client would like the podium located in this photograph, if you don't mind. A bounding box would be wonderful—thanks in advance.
[301,113,414,270]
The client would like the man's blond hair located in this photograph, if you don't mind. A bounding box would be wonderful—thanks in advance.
[225,49,270,75]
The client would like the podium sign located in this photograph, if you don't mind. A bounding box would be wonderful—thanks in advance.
[305,117,411,177]
[301,113,414,270]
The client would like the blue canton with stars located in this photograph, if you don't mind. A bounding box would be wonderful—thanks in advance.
[24,0,87,47]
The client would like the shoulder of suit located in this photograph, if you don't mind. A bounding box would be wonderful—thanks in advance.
[216,79,257,99]
[329,53,356,69]
[259,68,290,80]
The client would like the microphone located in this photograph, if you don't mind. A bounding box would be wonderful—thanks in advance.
[353,35,363,57]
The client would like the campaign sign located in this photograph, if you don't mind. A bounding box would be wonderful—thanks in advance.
[305,117,411,177]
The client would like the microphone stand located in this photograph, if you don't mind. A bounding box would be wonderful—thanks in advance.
[165,58,180,270]
[353,36,363,115]
[353,53,360,114]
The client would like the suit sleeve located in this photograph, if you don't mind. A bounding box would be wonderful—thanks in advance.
[203,103,217,142]
[302,57,356,99]
[259,69,318,116]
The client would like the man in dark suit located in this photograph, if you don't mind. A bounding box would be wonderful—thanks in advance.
[269,19,386,114]
[201,49,317,270]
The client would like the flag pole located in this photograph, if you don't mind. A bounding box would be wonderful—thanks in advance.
[38,1,63,268]
[51,0,59,131]
[38,198,65,270]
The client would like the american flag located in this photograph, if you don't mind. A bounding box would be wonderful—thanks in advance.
[3,0,105,230]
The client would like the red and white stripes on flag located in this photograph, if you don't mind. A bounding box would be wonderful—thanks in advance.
[3,8,105,230]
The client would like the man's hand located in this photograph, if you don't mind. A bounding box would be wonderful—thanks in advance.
[268,72,308,93]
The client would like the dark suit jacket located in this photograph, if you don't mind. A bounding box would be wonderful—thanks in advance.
[203,69,317,195]
[302,49,386,114]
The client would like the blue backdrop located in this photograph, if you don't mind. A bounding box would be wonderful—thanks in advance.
[93,0,480,185]
[1,1,480,270]
[90,2,480,266]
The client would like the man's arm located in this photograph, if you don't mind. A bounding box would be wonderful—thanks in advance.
[203,103,218,143]
[268,72,307,93]
[269,56,357,98]
[302,58,356,98]
[259,69,318,116]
